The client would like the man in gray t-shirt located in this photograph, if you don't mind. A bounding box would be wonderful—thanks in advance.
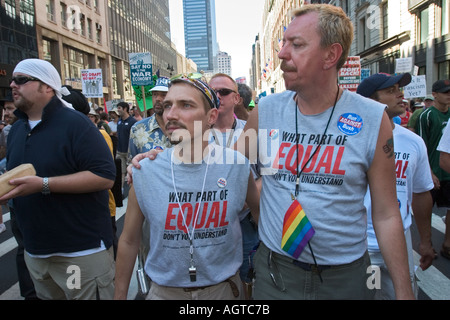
[114,77,259,300]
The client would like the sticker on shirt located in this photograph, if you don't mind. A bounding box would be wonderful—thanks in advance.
[337,113,363,136]
[269,129,279,140]
[217,178,227,188]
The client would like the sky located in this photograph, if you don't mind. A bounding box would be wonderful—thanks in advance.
[169,0,265,81]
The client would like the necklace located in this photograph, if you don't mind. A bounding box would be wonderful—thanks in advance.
[170,146,211,282]
[292,84,340,282]
[294,84,340,197]
[211,118,237,148]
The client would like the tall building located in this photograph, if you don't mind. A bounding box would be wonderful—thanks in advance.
[108,0,177,101]
[216,51,232,76]
[182,0,218,73]
[0,0,39,101]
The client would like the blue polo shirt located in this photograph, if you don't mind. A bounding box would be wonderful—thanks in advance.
[7,96,116,255]
[117,115,137,153]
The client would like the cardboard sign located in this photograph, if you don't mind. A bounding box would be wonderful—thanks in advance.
[129,52,153,86]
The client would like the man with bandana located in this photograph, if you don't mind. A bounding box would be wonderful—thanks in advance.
[0,59,116,300]
[114,77,260,300]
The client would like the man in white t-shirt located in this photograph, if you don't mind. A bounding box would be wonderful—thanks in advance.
[357,73,435,299]
[437,124,450,259]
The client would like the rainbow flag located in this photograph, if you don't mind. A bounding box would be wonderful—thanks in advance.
[281,199,315,259]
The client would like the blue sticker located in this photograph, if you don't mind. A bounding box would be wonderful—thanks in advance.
[337,113,363,136]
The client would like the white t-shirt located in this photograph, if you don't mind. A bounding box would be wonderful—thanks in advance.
[366,124,434,252]
[437,123,450,153]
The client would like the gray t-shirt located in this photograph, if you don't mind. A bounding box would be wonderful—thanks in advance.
[258,89,385,265]
[133,144,250,287]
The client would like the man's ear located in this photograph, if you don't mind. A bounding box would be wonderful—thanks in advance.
[323,43,343,70]
[207,108,219,127]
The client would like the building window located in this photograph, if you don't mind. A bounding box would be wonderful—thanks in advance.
[61,2,67,27]
[438,61,449,80]
[382,2,388,40]
[420,7,429,44]
[80,14,86,36]
[63,46,89,84]
[46,0,55,21]
[442,0,449,36]
[5,0,16,19]
[20,0,35,26]
[43,39,52,62]
[87,18,93,39]
[358,17,370,52]
[96,23,102,44]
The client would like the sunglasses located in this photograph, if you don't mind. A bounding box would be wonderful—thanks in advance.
[10,76,41,85]
[214,88,236,96]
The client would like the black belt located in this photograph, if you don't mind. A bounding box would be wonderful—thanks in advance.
[183,278,239,297]
[292,260,332,273]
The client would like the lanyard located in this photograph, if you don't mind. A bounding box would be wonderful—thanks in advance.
[294,84,340,197]
[170,147,211,282]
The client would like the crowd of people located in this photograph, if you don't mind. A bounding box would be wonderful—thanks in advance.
[0,3,449,301]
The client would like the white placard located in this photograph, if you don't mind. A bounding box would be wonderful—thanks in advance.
[395,58,413,74]
[81,69,103,98]
[404,75,427,99]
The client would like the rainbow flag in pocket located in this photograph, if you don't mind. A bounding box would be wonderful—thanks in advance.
[281,199,315,259]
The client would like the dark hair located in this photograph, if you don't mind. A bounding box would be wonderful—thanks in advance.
[62,85,90,115]
[237,83,253,108]
[117,101,130,113]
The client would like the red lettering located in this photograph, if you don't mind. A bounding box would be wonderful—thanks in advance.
[219,201,228,227]
[332,146,346,175]
[195,202,209,229]
[402,161,408,179]
[177,203,193,233]
[285,144,301,175]
[315,146,334,173]
[395,160,402,178]
[205,202,220,228]
[272,142,290,170]
[302,146,320,173]
[165,203,178,230]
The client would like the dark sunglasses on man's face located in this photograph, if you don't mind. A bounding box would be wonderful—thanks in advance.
[214,88,236,96]
[10,76,41,85]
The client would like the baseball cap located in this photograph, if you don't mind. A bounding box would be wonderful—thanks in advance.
[150,77,170,92]
[432,80,450,93]
[357,73,412,98]
[424,95,434,101]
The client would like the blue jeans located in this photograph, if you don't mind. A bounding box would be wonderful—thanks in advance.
[239,213,259,283]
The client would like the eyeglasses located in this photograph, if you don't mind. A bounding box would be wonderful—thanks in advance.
[10,76,41,85]
[214,88,236,96]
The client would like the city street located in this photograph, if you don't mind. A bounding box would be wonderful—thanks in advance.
[0,201,449,300]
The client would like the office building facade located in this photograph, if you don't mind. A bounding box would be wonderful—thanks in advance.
[0,0,39,101]
[183,0,218,73]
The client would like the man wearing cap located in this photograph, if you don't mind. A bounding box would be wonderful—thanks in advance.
[357,73,435,299]
[128,77,172,160]
[114,77,260,300]
[416,79,450,260]
[0,59,116,300]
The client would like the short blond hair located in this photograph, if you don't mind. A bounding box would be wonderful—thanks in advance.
[292,4,354,70]
[209,73,238,92]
